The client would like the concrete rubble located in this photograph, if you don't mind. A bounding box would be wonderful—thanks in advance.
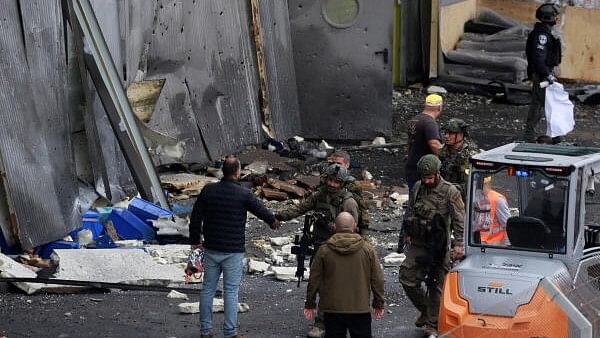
[52,249,186,286]
[271,266,309,282]
[178,299,250,314]
[167,290,188,300]
[0,253,49,294]
[383,253,406,266]
[247,259,270,274]
[269,236,292,246]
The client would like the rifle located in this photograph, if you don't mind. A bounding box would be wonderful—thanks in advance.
[290,214,316,287]
[415,213,448,289]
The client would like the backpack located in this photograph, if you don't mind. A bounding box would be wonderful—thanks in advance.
[343,182,370,230]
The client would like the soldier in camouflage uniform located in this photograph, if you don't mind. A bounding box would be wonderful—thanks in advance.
[276,163,359,338]
[399,154,465,337]
[439,118,480,200]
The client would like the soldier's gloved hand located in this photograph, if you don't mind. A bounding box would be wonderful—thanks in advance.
[547,74,557,84]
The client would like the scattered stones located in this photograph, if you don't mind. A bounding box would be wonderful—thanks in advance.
[269,236,291,246]
[271,266,309,281]
[383,253,406,266]
[372,137,386,145]
[427,85,447,95]
[248,259,270,274]
[245,161,269,175]
[167,290,188,300]
[178,299,250,314]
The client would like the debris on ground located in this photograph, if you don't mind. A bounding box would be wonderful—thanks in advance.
[178,299,250,314]
[167,290,188,300]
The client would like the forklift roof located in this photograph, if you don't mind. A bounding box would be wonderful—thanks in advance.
[471,143,600,168]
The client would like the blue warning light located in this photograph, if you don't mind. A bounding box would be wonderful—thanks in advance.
[516,170,529,177]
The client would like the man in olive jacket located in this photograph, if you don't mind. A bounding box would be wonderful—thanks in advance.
[304,212,385,338]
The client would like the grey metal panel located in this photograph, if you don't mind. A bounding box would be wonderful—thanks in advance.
[257,0,301,140]
[0,0,73,248]
[123,0,157,83]
[183,0,262,158]
[87,0,136,202]
[19,0,80,233]
[288,0,393,139]
[143,0,208,164]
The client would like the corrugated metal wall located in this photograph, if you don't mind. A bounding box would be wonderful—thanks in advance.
[0,0,79,249]
[0,0,301,248]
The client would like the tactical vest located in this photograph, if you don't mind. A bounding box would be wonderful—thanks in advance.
[405,180,454,246]
[526,23,561,77]
[312,188,355,243]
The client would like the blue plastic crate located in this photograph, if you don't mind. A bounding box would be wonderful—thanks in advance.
[41,240,80,259]
[127,198,172,224]
[70,210,104,240]
[109,208,155,241]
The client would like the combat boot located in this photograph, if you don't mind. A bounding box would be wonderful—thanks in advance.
[414,313,427,327]
[307,325,325,338]
[422,324,438,337]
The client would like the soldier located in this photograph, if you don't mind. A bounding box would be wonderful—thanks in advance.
[438,118,480,200]
[399,154,465,337]
[524,2,562,143]
[276,163,360,338]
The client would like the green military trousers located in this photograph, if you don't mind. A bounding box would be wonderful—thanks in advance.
[399,245,450,328]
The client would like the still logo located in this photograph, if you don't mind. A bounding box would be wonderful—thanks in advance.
[477,281,513,295]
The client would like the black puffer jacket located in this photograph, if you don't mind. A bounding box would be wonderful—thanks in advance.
[190,179,275,253]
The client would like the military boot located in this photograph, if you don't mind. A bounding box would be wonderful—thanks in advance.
[414,313,428,327]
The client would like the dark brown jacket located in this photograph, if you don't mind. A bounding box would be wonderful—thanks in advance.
[306,233,384,313]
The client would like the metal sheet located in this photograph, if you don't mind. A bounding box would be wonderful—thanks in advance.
[86,0,136,202]
[0,0,73,248]
[142,0,208,164]
[257,0,301,140]
[288,0,393,139]
[122,0,157,84]
[19,0,80,233]
[183,0,262,158]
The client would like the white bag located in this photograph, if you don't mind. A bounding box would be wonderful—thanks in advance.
[545,82,574,138]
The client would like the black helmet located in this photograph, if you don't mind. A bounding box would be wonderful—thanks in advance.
[536,3,560,24]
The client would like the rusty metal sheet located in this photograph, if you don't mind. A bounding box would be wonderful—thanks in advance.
[0,0,74,248]
[288,0,394,139]
[256,0,301,140]
[183,0,262,159]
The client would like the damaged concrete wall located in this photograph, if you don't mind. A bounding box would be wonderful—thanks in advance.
[288,0,394,139]
[0,0,79,249]
[254,0,301,140]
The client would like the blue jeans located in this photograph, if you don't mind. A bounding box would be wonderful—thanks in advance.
[200,250,244,337]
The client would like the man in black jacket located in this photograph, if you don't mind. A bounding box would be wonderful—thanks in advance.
[524,3,562,143]
[190,156,279,338]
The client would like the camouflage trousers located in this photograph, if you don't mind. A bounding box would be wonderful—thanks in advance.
[399,245,450,328]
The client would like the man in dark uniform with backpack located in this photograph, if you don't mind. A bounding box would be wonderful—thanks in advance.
[524,2,562,143]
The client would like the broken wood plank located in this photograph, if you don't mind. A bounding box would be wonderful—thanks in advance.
[160,173,218,191]
[295,175,321,190]
[267,178,306,198]
[339,142,407,151]
[261,188,288,201]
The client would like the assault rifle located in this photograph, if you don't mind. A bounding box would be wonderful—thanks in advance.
[415,213,448,288]
[290,213,318,287]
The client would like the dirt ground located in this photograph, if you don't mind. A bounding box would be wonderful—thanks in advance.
[1,89,599,338]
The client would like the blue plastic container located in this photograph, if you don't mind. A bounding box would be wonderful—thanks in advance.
[70,211,104,240]
[41,240,80,259]
[127,198,172,225]
[96,207,113,224]
[109,208,155,241]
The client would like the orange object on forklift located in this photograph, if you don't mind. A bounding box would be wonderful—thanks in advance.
[439,272,568,338]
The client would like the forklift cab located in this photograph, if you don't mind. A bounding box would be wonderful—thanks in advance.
[439,143,600,337]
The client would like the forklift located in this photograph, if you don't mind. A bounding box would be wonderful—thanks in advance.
[439,143,600,338]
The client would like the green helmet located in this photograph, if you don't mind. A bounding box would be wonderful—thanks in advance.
[417,154,441,176]
[324,163,349,182]
[444,118,468,134]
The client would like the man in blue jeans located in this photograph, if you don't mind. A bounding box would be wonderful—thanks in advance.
[190,156,280,338]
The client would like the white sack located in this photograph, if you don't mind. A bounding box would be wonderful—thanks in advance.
[545,82,574,138]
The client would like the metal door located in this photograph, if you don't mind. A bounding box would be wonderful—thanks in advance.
[289,0,393,139]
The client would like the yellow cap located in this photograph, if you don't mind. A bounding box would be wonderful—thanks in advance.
[483,176,492,184]
[425,94,443,106]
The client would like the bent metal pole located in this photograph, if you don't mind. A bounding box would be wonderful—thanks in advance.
[70,0,169,209]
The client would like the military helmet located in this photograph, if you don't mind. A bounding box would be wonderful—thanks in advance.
[324,163,349,182]
[417,154,441,176]
[536,3,560,23]
[444,118,469,134]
